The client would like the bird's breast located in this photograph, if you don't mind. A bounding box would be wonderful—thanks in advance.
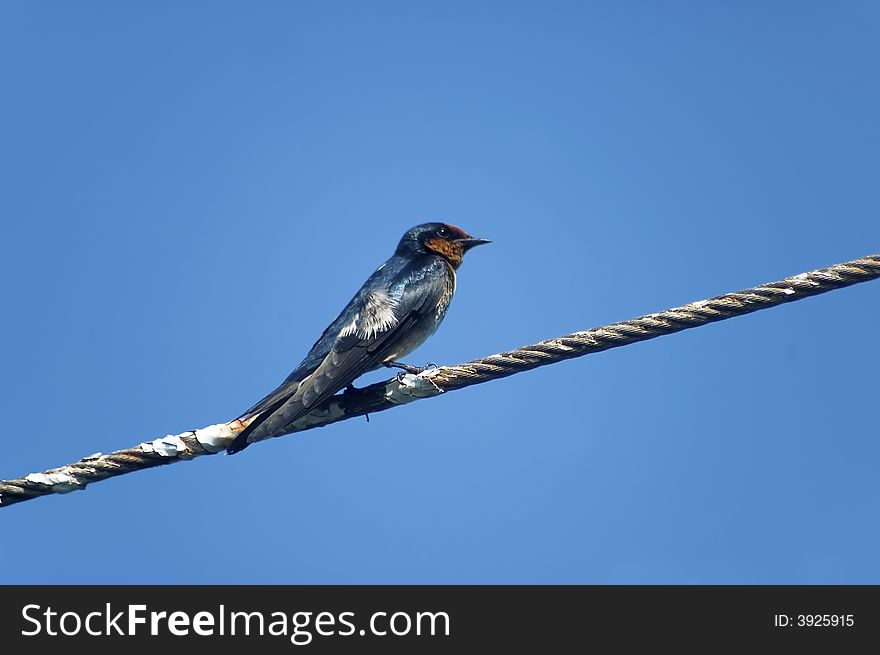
[382,263,456,363]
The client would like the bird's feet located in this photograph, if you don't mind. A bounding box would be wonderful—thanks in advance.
[384,361,438,375]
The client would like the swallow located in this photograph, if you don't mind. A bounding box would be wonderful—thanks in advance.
[226,222,490,454]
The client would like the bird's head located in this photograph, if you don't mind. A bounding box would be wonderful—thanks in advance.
[396,222,491,269]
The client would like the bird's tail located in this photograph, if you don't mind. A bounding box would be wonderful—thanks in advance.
[226,395,292,455]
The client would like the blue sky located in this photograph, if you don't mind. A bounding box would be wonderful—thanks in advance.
[1,1,878,583]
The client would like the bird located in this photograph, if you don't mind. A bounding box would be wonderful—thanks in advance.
[226,222,490,455]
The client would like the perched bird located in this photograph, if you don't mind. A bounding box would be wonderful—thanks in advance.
[227,222,490,454]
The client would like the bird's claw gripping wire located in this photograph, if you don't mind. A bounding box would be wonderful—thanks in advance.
[385,361,435,375]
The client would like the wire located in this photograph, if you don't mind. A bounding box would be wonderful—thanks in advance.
[2,254,877,508]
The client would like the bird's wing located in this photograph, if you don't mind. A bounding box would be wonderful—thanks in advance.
[236,262,401,420]
[227,311,421,453]
[237,364,311,421]
[227,264,449,453]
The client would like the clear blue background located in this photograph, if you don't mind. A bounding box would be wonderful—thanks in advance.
[2,1,878,583]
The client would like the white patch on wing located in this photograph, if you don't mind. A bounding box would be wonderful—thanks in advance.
[339,315,359,338]
[338,289,400,340]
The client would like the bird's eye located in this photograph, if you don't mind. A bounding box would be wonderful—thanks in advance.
[437,226,450,238]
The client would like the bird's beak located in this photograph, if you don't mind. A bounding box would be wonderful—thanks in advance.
[456,237,492,251]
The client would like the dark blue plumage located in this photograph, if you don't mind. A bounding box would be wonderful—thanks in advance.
[227,222,489,454]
